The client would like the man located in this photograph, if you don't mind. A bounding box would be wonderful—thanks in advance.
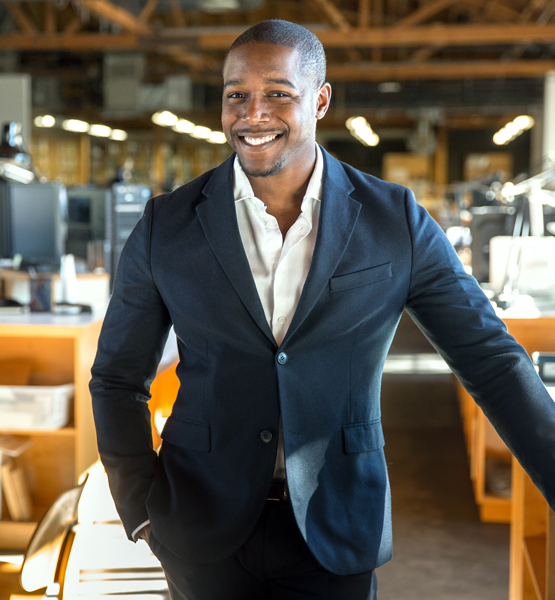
[90,19,555,600]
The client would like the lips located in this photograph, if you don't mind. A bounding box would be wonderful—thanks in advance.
[234,131,283,149]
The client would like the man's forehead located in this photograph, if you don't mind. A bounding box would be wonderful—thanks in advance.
[224,44,300,72]
[223,45,306,88]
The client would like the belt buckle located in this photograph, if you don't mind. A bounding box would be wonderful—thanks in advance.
[267,478,288,501]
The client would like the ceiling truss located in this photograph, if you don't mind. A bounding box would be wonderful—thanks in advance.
[0,0,554,81]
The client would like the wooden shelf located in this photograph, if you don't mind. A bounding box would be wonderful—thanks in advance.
[457,315,555,525]
[522,534,547,600]
[510,456,555,600]
[480,495,512,523]
[0,316,102,551]
[0,427,76,437]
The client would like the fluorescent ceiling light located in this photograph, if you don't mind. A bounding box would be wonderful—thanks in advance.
[191,126,211,139]
[152,111,178,127]
[346,116,379,147]
[62,119,89,133]
[173,119,195,134]
[34,115,55,128]
[89,124,112,138]
[208,131,227,144]
[110,129,128,141]
[1,162,35,183]
[493,115,534,145]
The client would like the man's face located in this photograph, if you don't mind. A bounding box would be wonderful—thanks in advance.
[222,43,330,178]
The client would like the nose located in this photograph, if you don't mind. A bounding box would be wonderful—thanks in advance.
[241,96,270,124]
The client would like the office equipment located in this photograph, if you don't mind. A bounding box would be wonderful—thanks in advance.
[65,188,109,263]
[106,183,150,282]
[470,205,517,282]
[0,180,67,270]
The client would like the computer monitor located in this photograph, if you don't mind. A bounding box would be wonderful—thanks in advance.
[470,206,517,283]
[0,179,67,270]
[66,187,109,260]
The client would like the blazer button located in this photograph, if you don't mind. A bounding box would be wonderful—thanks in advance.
[260,430,273,443]
[277,352,288,365]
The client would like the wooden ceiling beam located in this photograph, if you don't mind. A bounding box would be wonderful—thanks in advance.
[0,32,139,50]
[44,0,56,34]
[372,0,384,62]
[326,59,555,80]
[410,45,440,61]
[307,0,352,31]
[168,0,186,28]
[139,0,160,24]
[4,2,38,35]
[394,0,459,28]
[358,0,370,28]
[192,23,555,49]
[63,15,83,35]
[77,0,152,35]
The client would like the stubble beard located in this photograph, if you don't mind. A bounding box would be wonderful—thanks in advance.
[237,153,286,178]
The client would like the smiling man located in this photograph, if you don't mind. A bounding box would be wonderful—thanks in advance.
[91,19,555,600]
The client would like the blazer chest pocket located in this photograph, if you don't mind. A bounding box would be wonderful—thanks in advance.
[161,415,211,452]
[343,420,384,454]
[329,263,392,293]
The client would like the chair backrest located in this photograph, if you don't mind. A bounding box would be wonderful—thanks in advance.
[20,476,88,593]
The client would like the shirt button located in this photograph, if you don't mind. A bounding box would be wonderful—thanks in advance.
[277,352,288,365]
[260,430,273,443]
[277,316,286,324]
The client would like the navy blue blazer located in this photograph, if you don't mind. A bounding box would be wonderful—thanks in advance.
[90,147,555,575]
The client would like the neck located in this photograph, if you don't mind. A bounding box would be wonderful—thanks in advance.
[247,144,317,214]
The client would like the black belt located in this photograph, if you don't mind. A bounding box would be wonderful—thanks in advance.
[267,478,288,501]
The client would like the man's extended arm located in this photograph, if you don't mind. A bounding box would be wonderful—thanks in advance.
[403,188,555,508]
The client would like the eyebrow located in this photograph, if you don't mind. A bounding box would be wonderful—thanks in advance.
[223,77,298,91]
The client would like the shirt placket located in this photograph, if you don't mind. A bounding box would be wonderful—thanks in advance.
[272,212,312,346]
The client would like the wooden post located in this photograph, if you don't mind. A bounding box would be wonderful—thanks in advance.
[79,133,91,184]
[433,125,448,194]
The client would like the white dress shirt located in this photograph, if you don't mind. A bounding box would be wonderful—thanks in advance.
[233,145,323,346]
[234,145,324,478]
[132,146,323,540]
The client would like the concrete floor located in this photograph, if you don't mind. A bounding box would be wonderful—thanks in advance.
[377,314,510,600]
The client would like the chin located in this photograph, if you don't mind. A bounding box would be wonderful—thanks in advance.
[238,156,285,178]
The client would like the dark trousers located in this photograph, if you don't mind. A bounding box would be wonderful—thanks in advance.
[149,500,377,600]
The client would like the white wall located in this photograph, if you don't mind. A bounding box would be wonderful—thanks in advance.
[0,73,32,150]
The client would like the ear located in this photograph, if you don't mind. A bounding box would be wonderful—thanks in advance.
[315,83,332,121]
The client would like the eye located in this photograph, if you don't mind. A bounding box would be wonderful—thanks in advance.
[227,92,246,99]
[268,92,290,98]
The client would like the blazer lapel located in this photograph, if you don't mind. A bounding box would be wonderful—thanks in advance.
[284,149,362,344]
[196,155,276,346]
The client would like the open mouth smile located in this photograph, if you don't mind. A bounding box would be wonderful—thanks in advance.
[237,133,283,148]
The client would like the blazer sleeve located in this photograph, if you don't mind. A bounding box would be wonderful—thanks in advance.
[90,197,172,540]
[403,188,555,509]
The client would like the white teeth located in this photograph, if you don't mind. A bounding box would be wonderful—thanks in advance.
[243,134,278,146]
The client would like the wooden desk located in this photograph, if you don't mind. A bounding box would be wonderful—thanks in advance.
[0,314,102,550]
[0,270,110,315]
[457,316,555,523]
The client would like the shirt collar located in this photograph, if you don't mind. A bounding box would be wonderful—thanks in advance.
[233,144,324,207]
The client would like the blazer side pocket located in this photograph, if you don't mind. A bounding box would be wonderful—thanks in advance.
[161,415,211,452]
[343,420,384,454]
[329,263,392,293]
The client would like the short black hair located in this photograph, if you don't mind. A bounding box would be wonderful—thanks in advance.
[226,19,326,89]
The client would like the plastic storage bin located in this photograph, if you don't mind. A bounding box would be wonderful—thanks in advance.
[0,382,74,430]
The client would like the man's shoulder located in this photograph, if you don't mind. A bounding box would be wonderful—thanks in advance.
[150,156,233,217]
[340,159,406,197]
